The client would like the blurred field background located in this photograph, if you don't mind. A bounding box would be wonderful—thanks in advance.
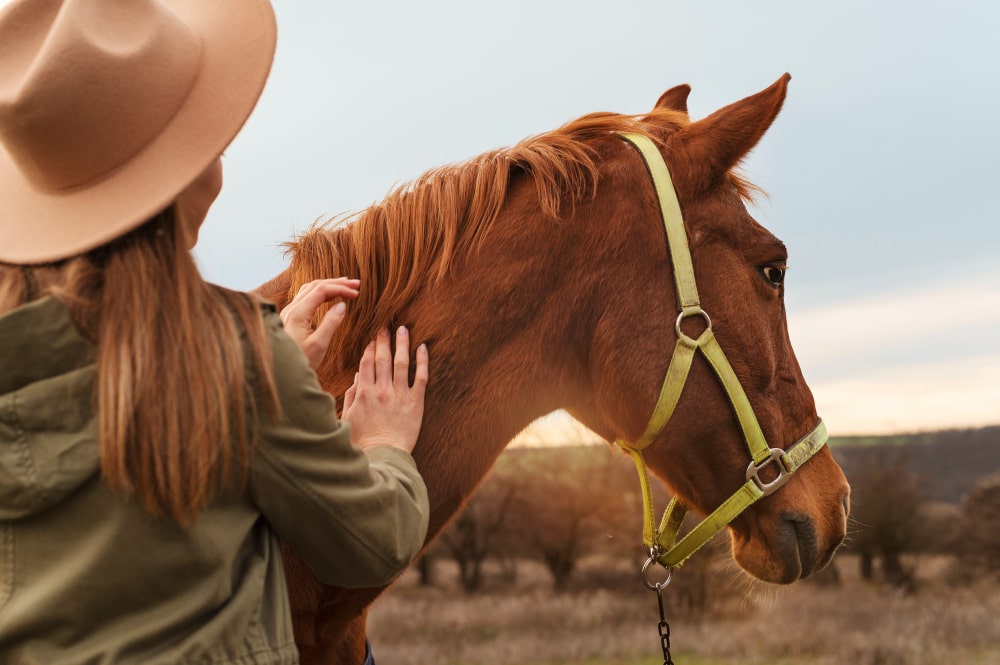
[368,427,1000,665]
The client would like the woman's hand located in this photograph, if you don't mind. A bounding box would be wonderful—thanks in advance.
[342,327,429,454]
[279,278,360,370]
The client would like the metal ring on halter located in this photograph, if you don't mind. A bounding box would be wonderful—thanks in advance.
[674,307,712,346]
[642,550,674,590]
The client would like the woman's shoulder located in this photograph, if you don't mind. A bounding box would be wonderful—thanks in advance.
[205,284,314,407]
[228,288,338,429]
[206,283,281,342]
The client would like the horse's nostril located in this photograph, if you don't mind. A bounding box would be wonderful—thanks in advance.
[782,513,820,576]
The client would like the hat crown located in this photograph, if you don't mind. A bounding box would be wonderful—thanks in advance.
[0,0,276,265]
[0,0,202,191]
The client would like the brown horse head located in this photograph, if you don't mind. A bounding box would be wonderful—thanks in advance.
[262,75,849,663]
[566,75,849,583]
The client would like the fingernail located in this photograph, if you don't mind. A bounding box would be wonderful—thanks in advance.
[379,328,389,338]
[419,343,428,353]
[397,326,408,337]
[334,302,346,315]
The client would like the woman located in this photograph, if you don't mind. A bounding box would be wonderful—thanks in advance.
[0,1,429,663]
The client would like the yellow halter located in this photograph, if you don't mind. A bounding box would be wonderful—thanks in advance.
[615,132,828,573]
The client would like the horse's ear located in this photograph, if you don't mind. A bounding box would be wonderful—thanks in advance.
[654,84,691,114]
[677,73,791,194]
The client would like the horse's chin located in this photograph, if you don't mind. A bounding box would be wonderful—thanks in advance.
[730,513,843,584]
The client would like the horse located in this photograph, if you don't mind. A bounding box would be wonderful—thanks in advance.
[255,74,851,665]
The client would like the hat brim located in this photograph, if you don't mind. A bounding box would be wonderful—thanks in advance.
[0,0,277,265]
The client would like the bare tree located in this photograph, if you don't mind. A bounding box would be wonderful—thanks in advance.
[439,472,521,594]
[956,472,1000,573]
[507,447,639,591]
[844,448,924,588]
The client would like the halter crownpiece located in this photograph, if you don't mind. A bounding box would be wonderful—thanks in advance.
[614,132,828,571]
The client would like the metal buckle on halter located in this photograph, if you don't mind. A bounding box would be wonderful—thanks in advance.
[745,448,792,496]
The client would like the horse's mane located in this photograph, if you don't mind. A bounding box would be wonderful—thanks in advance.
[286,109,689,377]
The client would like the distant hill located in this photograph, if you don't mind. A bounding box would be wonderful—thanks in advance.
[831,425,1000,503]
[496,426,1000,505]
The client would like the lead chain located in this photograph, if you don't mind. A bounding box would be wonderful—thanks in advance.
[655,584,674,665]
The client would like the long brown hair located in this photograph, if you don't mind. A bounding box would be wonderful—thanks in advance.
[0,208,279,525]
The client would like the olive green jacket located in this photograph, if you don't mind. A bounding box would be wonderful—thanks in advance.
[0,296,429,664]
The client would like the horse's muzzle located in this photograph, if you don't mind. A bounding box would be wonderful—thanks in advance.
[779,504,847,582]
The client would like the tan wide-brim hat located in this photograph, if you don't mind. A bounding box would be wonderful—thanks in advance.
[0,0,277,265]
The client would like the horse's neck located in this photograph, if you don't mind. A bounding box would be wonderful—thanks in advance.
[257,259,586,536]
[406,276,583,537]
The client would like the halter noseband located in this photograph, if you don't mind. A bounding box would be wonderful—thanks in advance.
[615,132,828,572]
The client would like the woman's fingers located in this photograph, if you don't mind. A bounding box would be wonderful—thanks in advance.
[279,278,359,369]
[357,340,377,385]
[393,327,411,391]
[289,277,354,306]
[311,301,347,348]
[281,278,358,323]
[342,328,429,454]
[352,327,424,388]
[413,343,429,393]
[343,372,359,413]
[373,328,392,387]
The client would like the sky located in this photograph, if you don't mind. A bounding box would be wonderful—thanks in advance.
[7,0,994,437]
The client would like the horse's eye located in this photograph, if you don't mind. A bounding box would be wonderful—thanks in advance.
[760,264,786,288]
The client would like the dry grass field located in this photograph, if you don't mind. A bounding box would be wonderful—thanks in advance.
[367,553,1000,665]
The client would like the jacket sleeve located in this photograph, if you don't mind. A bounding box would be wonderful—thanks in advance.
[246,311,429,588]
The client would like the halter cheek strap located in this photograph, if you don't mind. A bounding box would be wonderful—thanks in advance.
[615,132,828,570]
